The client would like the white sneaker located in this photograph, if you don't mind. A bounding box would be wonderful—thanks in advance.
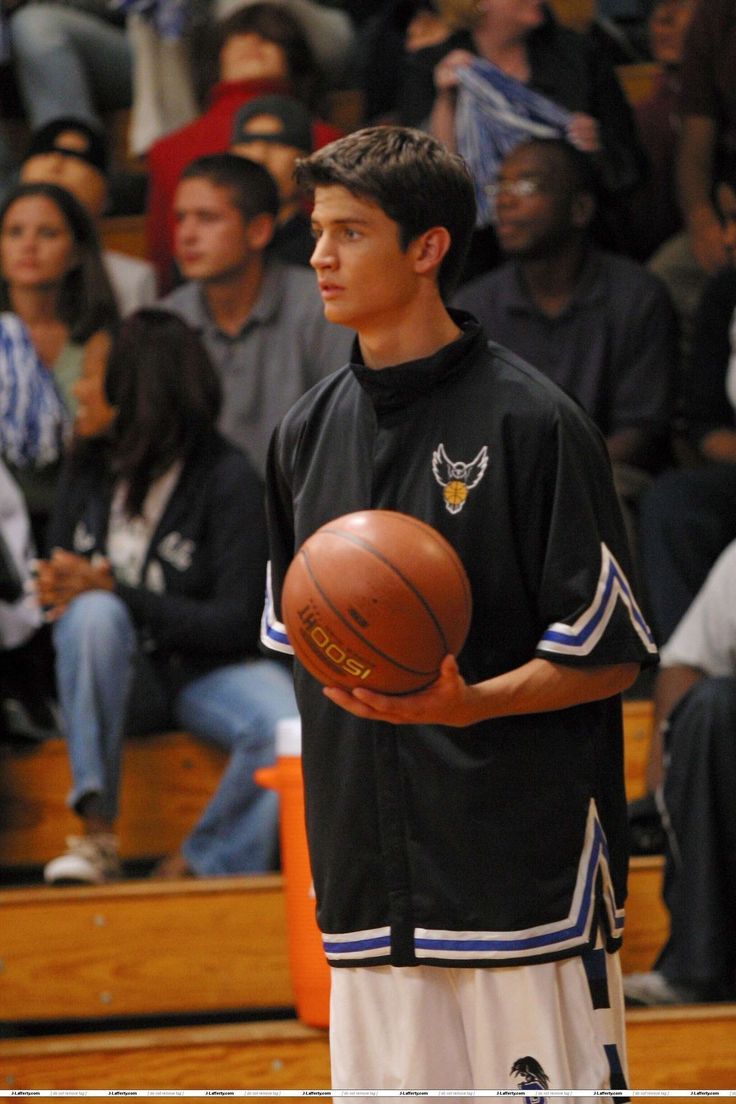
[44,834,122,885]
[623,971,701,1006]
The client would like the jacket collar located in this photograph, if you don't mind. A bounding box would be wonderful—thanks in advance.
[349,310,485,412]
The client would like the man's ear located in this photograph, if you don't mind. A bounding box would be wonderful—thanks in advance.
[413,225,452,277]
[247,211,277,251]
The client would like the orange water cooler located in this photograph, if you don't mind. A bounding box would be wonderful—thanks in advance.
[255,717,331,1028]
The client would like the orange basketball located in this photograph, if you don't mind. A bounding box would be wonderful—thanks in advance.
[281,510,472,695]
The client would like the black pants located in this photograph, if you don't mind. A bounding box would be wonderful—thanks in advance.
[656,677,736,997]
[638,464,736,645]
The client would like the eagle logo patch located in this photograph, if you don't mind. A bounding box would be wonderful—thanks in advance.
[432,443,488,514]
[510,1056,549,1104]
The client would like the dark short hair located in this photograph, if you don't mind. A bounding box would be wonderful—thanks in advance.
[180,151,280,223]
[295,126,476,298]
[105,309,222,516]
[216,2,318,104]
[0,181,118,341]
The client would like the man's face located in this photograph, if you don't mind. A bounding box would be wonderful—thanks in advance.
[174,177,261,283]
[491,145,580,259]
[310,185,423,333]
[219,32,288,82]
[21,130,107,219]
[232,113,301,205]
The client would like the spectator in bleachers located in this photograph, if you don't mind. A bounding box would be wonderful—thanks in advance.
[38,308,298,885]
[648,0,736,364]
[453,137,676,553]
[624,540,736,1005]
[215,0,356,90]
[0,0,131,195]
[397,0,645,279]
[626,0,697,262]
[159,153,352,477]
[20,118,157,315]
[638,224,736,664]
[351,0,453,125]
[230,94,315,266]
[0,456,52,745]
[0,181,119,548]
[146,2,342,291]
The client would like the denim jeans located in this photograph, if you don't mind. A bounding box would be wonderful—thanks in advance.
[53,590,297,875]
[10,3,132,129]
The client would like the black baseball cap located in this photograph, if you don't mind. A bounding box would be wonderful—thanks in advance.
[23,118,109,177]
[231,95,313,154]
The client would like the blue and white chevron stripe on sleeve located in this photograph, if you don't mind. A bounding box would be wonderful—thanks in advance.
[260,561,294,655]
[538,543,657,657]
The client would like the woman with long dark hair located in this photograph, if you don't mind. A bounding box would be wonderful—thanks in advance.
[0,180,119,543]
[36,308,297,884]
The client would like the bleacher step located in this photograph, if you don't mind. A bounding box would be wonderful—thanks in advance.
[1,1007,735,1092]
[0,701,654,871]
[0,861,666,1024]
[0,875,293,1023]
[620,855,668,974]
[0,733,227,868]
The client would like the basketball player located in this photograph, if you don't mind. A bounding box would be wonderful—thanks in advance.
[262,126,657,1098]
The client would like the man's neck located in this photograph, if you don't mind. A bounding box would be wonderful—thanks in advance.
[517,241,588,319]
[202,257,266,336]
[358,296,462,370]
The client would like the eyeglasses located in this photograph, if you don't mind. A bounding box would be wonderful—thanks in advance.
[485,178,545,201]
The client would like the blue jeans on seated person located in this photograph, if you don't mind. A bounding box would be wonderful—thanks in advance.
[53,590,297,875]
[9,3,132,130]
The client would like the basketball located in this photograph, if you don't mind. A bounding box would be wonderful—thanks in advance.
[281,510,472,695]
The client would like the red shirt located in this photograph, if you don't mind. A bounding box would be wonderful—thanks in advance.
[146,78,342,291]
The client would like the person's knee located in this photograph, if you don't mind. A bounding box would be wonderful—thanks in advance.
[640,471,695,529]
[10,4,67,54]
[667,677,736,768]
[54,591,132,653]
[678,676,736,725]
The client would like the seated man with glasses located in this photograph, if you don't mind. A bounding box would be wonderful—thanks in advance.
[455,137,678,556]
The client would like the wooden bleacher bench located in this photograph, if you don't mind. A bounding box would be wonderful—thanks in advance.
[2,1005,736,1092]
[0,875,293,1024]
[0,702,655,872]
[0,732,226,868]
[616,61,663,107]
[0,854,665,1025]
[548,0,594,30]
[99,213,147,261]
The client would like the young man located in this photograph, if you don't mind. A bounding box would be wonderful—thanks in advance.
[230,93,315,266]
[159,153,352,477]
[454,138,677,551]
[262,126,657,1095]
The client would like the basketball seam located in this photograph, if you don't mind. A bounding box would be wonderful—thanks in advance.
[300,545,444,676]
[328,512,472,627]
[378,512,472,621]
[316,527,453,654]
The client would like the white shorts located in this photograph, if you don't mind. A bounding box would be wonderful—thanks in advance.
[329,943,627,1102]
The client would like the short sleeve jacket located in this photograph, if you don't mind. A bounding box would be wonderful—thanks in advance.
[263,317,657,970]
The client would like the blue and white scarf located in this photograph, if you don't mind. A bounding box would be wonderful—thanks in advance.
[0,313,71,469]
[454,58,573,227]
